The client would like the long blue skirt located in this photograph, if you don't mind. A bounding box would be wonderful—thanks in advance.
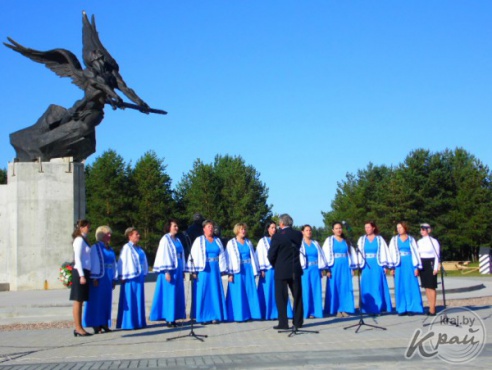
[149,267,186,322]
[258,269,293,320]
[192,261,227,323]
[116,275,147,330]
[301,265,323,318]
[83,275,113,328]
[324,258,355,315]
[226,263,262,322]
[394,255,424,314]
[360,258,392,314]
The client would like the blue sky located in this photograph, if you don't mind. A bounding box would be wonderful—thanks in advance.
[1,1,491,227]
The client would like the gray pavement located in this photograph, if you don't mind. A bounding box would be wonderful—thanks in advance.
[1,275,491,369]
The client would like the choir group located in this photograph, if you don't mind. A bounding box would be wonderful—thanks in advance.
[69,218,440,336]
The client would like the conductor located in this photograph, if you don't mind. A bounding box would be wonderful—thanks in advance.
[268,213,304,330]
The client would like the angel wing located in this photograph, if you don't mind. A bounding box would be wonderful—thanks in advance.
[82,11,119,71]
[81,12,149,108]
[3,37,87,91]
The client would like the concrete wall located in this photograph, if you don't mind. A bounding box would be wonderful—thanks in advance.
[0,158,85,290]
[0,181,10,291]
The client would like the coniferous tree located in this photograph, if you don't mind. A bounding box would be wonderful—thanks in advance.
[176,155,272,241]
[132,151,175,260]
[323,148,492,260]
[0,168,6,185]
[85,149,133,249]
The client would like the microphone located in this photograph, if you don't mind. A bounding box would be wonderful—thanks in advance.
[342,220,352,231]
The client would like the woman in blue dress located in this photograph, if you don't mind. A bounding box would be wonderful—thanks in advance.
[116,227,148,330]
[300,224,327,319]
[83,226,117,333]
[187,220,227,324]
[388,222,423,315]
[150,219,186,326]
[322,222,357,317]
[225,223,262,322]
[356,221,392,315]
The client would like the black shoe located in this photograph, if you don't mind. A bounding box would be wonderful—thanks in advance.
[273,325,290,330]
[407,312,414,317]
[427,311,436,316]
[398,312,407,316]
[93,327,101,334]
[73,330,92,337]
[100,325,112,333]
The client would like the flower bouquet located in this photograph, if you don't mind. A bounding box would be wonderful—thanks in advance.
[59,262,74,288]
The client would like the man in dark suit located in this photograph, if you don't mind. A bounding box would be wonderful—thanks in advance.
[268,213,304,330]
[181,213,205,259]
[186,213,205,244]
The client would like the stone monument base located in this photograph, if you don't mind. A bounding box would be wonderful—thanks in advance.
[0,158,85,291]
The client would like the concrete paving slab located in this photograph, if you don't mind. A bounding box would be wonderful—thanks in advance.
[0,276,491,368]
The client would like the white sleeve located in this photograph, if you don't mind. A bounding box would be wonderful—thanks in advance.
[73,237,85,277]
[434,238,440,271]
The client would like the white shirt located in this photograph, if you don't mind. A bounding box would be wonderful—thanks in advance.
[417,236,440,271]
[73,235,91,276]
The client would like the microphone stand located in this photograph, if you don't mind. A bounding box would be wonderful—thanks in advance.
[167,234,207,342]
[279,240,318,337]
[344,237,386,333]
[430,236,447,310]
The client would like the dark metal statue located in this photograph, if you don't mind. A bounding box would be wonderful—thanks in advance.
[4,11,166,162]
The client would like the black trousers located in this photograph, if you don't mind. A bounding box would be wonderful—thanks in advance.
[275,276,303,328]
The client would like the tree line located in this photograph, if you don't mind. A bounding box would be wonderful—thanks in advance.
[322,148,492,261]
[84,150,272,262]
[1,147,489,263]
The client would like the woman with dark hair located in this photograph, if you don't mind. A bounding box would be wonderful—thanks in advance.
[83,225,117,334]
[300,224,327,319]
[417,223,440,316]
[356,221,392,315]
[322,221,357,317]
[187,220,227,324]
[71,219,92,337]
[225,223,262,322]
[150,219,186,326]
[116,227,148,330]
[388,222,423,316]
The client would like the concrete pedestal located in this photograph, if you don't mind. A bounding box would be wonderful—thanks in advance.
[0,158,85,290]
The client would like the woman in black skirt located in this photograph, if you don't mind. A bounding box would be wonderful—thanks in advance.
[417,223,440,316]
[71,219,92,336]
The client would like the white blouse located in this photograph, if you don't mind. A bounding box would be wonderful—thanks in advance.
[73,235,91,277]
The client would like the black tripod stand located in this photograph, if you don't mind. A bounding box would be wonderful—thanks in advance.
[277,278,319,337]
[431,236,447,311]
[167,242,207,342]
[344,243,386,333]
[279,242,318,337]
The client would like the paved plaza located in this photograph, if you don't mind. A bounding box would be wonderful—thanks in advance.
[0,276,491,369]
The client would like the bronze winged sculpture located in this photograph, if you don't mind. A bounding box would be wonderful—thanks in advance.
[4,11,166,162]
